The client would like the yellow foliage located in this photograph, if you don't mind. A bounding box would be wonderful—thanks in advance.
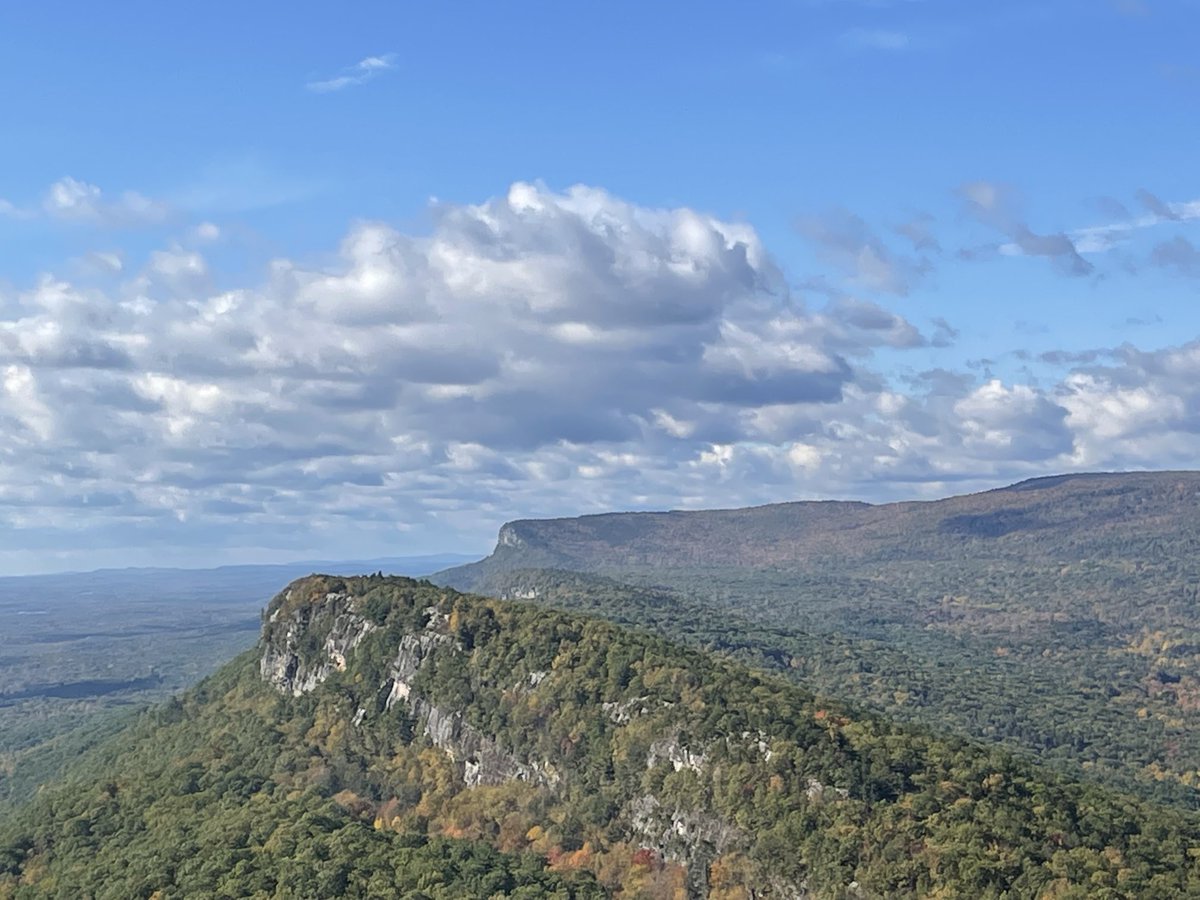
[497,812,531,853]
[709,851,757,898]
[553,841,594,870]
[332,788,361,808]
[17,856,48,887]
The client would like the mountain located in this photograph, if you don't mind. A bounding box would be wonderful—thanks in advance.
[0,553,478,809]
[434,472,1200,806]
[4,574,1200,898]
[439,471,1200,582]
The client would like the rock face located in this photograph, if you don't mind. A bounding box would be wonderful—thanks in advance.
[260,588,558,793]
[257,576,812,898]
[381,628,557,789]
[260,588,376,695]
[496,523,527,549]
[629,795,741,898]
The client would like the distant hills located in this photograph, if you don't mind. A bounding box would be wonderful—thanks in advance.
[0,553,478,601]
[5,574,1200,897]
[436,472,1200,806]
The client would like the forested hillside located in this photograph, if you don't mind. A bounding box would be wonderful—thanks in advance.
[4,575,1200,898]
[436,472,1200,805]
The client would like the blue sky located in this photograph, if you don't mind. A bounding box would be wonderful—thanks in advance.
[0,0,1198,573]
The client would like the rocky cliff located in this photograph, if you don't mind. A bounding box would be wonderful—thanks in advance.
[257,576,801,897]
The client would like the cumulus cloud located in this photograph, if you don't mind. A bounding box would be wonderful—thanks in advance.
[1058,344,1200,466]
[307,54,396,93]
[954,381,1073,460]
[43,177,169,225]
[0,183,865,555]
[822,298,925,349]
[1,180,1198,566]
[193,222,222,242]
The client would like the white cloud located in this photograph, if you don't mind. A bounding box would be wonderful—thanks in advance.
[194,222,221,242]
[77,251,125,275]
[997,189,1200,261]
[44,177,103,218]
[307,54,396,93]
[1058,345,1200,467]
[0,197,34,220]
[1073,197,1200,253]
[954,380,1072,459]
[1,178,170,227]
[42,177,169,226]
[0,181,1198,564]
[145,246,209,288]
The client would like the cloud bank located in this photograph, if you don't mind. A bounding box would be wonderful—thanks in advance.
[1,182,1198,569]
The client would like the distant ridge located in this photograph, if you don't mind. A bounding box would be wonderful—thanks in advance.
[0,553,478,584]
[436,470,1200,590]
